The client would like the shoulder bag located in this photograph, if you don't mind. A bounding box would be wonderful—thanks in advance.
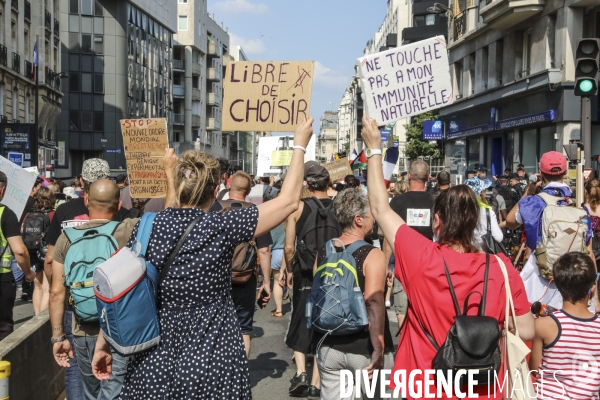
[482,208,508,256]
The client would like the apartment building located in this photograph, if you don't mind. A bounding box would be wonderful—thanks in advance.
[172,0,229,162]
[0,0,62,169]
[55,0,176,176]
[439,0,597,177]
[317,111,338,163]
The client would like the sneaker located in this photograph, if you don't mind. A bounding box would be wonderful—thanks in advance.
[385,300,391,308]
[289,372,309,397]
[307,385,320,399]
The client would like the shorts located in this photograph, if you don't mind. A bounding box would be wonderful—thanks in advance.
[29,251,44,274]
[393,277,408,316]
[271,249,284,271]
[231,286,256,335]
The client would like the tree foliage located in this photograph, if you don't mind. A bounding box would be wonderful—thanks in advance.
[403,111,444,160]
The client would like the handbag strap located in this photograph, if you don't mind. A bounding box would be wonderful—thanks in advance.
[158,213,205,285]
[495,255,519,337]
[481,253,490,316]
[486,208,493,236]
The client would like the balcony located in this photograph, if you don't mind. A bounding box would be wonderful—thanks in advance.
[480,0,544,29]
[207,117,221,131]
[24,60,32,79]
[207,92,221,106]
[207,67,221,81]
[173,113,184,125]
[54,18,59,37]
[386,33,397,47]
[453,13,466,41]
[11,0,17,12]
[401,24,448,44]
[46,67,54,86]
[0,116,6,124]
[0,45,6,67]
[207,42,221,57]
[45,10,52,31]
[173,85,185,98]
[192,88,201,102]
[172,59,184,71]
[191,62,201,76]
[191,114,201,127]
[24,1,30,21]
[12,53,20,73]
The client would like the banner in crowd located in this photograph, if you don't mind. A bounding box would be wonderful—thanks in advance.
[120,118,168,198]
[323,158,352,182]
[357,36,453,126]
[0,155,36,217]
[256,136,316,177]
[222,61,315,132]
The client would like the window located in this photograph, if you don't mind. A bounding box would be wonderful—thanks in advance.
[178,16,188,31]
[82,34,92,53]
[69,73,79,91]
[94,0,103,16]
[178,0,188,3]
[481,46,489,90]
[81,16,92,33]
[94,74,103,93]
[94,95,103,111]
[69,0,78,14]
[70,94,80,110]
[0,85,4,116]
[81,112,92,131]
[468,53,475,95]
[495,39,503,85]
[94,35,103,54]
[521,128,538,173]
[69,33,79,52]
[539,126,555,156]
[94,112,103,131]
[81,72,92,92]
[426,14,436,25]
[12,88,18,122]
[454,61,463,96]
[25,94,30,123]
[522,29,532,77]
[81,0,92,15]
[69,111,79,130]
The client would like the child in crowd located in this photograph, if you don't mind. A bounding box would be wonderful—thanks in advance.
[530,252,600,399]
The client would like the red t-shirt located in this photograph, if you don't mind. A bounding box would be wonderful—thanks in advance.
[392,225,530,399]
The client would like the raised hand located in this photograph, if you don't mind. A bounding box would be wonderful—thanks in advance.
[360,115,381,150]
[293,117,314,149]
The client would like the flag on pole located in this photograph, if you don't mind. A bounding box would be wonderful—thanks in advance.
[383,147,400,188]
[350,149,358,162]
[32,40,38,80]
[351,150,367,170]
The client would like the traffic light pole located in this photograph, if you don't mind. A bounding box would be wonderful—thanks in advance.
[582,95,592,168]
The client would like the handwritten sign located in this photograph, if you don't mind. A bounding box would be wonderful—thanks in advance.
[222,61,315,132]
[357,36,453,126]
[0,155,36,217]
[271,150,293,167]
[323,158,352,182]
[256,136,317,177]
[120,118,168,198]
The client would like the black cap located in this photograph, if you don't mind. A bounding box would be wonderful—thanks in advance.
[499,175,509,181]
[477,164,487,172]
[517,167,525,172]
[517,163,525,168]
[467,169,476,175]
[116,173,128,184]
[431,173,437,178]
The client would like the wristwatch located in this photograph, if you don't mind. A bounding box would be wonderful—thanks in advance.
[51,335,67,344]
[366,148,382,158]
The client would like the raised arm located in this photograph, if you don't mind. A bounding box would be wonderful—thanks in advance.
[255,117,314,238]
[361,115,404,246]
[164,148,178,209]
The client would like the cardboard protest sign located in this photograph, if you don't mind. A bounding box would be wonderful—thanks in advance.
[323,158,352,182]
[271,150,293,167]
[256,136,317,177]
[357,36,453,126]
[0,155,36,217]
[222,61,315,132]
[120,118,168,198]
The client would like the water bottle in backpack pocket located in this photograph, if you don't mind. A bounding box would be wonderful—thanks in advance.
[63,221,121,322]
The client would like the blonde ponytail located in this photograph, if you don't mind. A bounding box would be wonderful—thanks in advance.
[174,150,220,208]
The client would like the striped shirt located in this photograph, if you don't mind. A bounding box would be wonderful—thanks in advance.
[538,310,600,399]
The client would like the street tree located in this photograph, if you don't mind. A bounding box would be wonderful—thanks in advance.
[403,111,444,160]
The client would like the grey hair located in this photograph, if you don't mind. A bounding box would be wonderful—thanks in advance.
[333,188,370,232]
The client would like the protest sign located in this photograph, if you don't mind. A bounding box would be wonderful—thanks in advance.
[222,61,315,132]
[256,136,316,177]
[323,158,352,182]
[120,118,168,198]
[0,155,36,217]
[357,36,453,126]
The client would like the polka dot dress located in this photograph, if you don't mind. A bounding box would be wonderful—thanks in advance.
[119,207,257,400]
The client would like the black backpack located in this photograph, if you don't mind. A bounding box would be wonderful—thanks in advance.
[496,184,519,212]
[21,210,51,251]
[485,193,500,218]
[294,198,341,274]
[418,254,501,387]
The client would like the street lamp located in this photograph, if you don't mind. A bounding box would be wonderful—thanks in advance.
[427,3,453,16]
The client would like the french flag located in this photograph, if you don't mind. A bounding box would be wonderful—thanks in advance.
[32,40,38,80]
[350,149,358,162]
[383,147,399,188]
[329,154,334,162]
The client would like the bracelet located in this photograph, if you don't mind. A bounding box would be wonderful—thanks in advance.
[293,145,306,153]
[51,334,67,344]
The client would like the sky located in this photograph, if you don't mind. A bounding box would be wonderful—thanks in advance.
[207,0,388,135]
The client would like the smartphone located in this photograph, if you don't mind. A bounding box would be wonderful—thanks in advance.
[256,288,268,309]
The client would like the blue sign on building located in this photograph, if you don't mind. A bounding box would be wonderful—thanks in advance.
[495,110,555,130]
[423,121,443,140]
[380,129,391,142]
[7,152,23,166]
[105,149,121,154]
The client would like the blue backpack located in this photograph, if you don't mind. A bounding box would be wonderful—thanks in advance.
[306,239,370,344]
[63,221,120,322]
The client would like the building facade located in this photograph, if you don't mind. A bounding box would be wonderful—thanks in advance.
[438,0,597,178]
[317,111,338,163]
[55,0,175,177]
[0,0,63,169]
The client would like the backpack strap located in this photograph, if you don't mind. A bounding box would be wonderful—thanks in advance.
[537,192,561,206]
[443,259,462,316]
[134,212,157,257]
[295,198,330,241]
[64,221,120,244]
[486,208,492,237]
[344,240,370,256]
[325,238,343,257]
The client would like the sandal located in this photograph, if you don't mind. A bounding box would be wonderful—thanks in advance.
[271,311,283,318]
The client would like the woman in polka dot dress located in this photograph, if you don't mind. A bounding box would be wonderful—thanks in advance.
[91,118,315,399]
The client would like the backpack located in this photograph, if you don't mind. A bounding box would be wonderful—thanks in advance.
[485,192,499,218]
[534,193,589,279]
[94,213,203,355]
[64,221,120,322]
[497,184,518,212]
[21,210,50,252]
[305,239,369,342]
[419,254,501,387]
[218,200,258,285]
[294,198,342,274]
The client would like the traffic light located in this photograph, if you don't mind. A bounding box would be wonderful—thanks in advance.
[575,38,600,96]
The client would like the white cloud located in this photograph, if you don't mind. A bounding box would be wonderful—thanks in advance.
[313,61,349,89]
[213,0,269,14]
[230,33,267,56]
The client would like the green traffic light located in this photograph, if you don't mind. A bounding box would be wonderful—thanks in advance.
[579,79,594,93]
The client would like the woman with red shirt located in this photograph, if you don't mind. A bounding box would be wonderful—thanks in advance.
[360,115,535,399]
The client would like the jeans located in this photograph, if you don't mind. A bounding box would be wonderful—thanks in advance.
[73,334,129,400]
[0,273,16,340]
[64,310,84,400]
